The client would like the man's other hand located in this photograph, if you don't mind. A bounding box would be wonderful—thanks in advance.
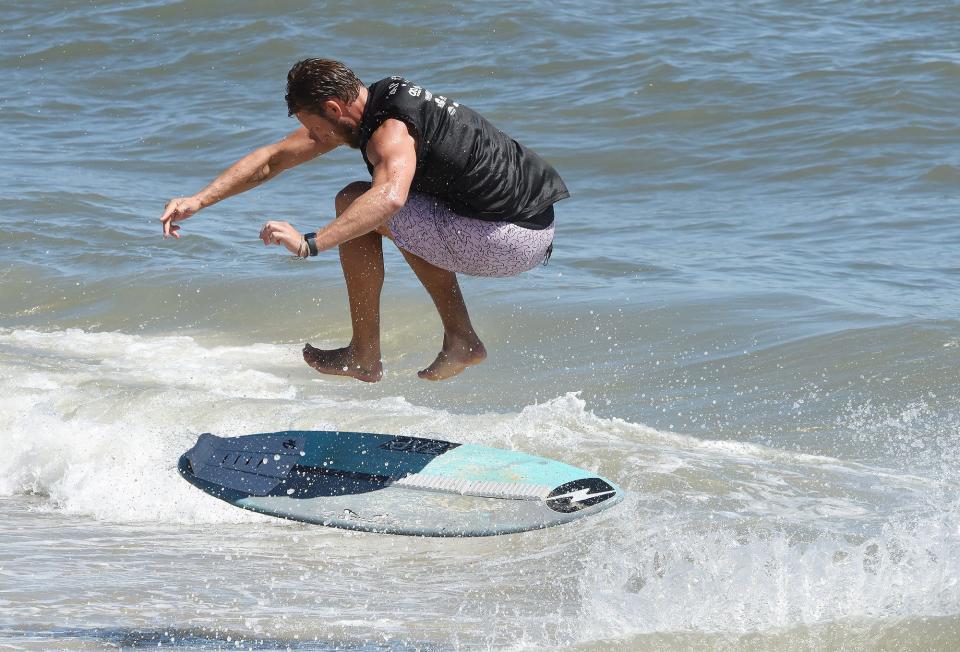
[259,220,305,255]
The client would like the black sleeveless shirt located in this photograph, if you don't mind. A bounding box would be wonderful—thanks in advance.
[358,77,569,229]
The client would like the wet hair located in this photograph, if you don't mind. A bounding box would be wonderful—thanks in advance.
[285,58,363,117]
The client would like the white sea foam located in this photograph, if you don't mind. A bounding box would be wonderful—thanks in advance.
[0,329,298,523]
[0,328,949,517]
[571,505,960,642]
[1,327,958,646]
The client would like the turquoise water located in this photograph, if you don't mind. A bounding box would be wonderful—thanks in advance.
[2,1,959,649]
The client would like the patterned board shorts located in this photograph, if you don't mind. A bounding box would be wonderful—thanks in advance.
[387,192,555,278]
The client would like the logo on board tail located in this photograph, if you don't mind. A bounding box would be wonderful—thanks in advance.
[545,478,617,513]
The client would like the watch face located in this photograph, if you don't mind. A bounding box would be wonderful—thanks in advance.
[304,232,318,256]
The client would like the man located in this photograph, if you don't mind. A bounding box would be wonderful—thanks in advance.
[160,59,569,382]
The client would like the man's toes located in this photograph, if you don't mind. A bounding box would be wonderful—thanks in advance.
[418,355,467,381]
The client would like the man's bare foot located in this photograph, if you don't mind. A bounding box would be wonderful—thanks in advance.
[418,334,487,381]
[302,343,383,383]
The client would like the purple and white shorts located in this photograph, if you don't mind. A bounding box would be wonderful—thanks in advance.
[388,193,555,278]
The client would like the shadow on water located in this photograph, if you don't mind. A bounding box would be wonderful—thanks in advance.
[1,625,441,651]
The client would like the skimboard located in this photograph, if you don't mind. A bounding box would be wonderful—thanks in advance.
[178,430,621,537]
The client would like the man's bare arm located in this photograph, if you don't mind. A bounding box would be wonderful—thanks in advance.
[258,119,417,255]
[311,119,417,251]
[160,127,333,238]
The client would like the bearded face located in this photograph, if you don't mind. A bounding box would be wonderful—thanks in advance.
[333,114,361,149]
[296,109,360,149]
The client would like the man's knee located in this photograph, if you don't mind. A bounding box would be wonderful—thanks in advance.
[335,181,371,216]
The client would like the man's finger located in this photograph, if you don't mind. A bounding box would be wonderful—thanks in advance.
[261,222,281,244]
[160,201,180,222]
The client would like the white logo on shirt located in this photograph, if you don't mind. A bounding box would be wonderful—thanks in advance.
[384,79,460,116]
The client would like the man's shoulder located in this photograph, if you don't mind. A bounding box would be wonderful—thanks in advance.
[371,77,421,98]
[370,76,413,91]
[367,77,429,118]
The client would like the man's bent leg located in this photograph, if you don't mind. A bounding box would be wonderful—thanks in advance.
[303,181,384,382]
[396,248,487,381]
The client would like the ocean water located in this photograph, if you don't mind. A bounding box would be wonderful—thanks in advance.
[2,0,959,649]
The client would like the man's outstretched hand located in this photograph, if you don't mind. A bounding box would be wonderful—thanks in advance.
[160,196,203,238]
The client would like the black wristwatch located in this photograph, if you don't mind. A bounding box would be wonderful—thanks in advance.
[304,232,319,257]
